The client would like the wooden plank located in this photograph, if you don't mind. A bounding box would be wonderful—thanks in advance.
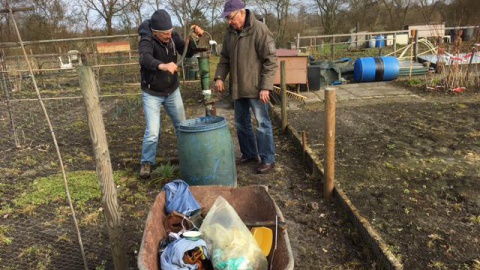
[96,41,131,54]
[276,49,299,57]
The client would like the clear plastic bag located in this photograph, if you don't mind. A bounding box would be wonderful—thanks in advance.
[200,196,267,270]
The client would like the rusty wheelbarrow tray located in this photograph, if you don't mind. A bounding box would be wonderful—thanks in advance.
[138,185,294,270]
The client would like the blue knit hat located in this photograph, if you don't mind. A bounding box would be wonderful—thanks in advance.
[150,9,173,31]
[221,0,245,18]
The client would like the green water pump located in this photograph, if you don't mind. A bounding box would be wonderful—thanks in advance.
[181,28,217,116]
[198,55,216,116]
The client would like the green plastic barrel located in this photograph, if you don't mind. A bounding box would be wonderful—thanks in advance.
[178,116,237,186]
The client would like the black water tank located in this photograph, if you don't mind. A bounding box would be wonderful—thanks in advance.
[462,27,474,42]
[307,65,322,91]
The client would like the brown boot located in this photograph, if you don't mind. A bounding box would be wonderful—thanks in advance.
[257,162,275,174]
[140,163,151,179]
[236,156,260,165]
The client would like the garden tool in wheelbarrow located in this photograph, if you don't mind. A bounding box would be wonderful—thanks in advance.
[177,26,218,116]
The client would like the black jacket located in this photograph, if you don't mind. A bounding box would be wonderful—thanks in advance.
[138,20,195,96]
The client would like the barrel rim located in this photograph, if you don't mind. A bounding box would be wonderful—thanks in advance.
[179,116,227,133]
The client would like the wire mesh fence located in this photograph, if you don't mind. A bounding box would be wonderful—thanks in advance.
[0,47,207,269]
[1,95,111,269]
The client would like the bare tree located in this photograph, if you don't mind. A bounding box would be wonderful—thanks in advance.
[294,3,319,33]
[380,0,412,30]
[256,0,298,46]
[71,1,97,35]
[0,0,34,42]
[206,0,223,36]
[447,0,480,26]
[313,0,347,35]
[417,0,436,23]
[345,0,382,31]
[117,0,144,33]
[131,0,145,26]
[165,0,210,37]
[146,0,163,11]
[82,0,131,35]
[29,0,68,39]
[0,0,13,41]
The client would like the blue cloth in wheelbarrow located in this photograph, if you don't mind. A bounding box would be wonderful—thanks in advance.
[163,180,201,216]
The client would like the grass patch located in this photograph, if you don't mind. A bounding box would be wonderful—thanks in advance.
[81,210,101,226]
[13,171,102,211]
[9,169,149,221]
[0,182,6,198]
[11,170,135,208]
[0,225,13,246]
[14,156,39,167]
[407,78,423,87]
[149,162,179,187]
[18,244,58,270]
[0,167,23,176]
[470,215,480,225]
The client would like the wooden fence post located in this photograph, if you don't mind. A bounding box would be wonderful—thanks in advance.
[280,60,287,133]
[393,33,397,57]
[77,65,128,270]
[413,29,419,61]
[409,29,417,78]
[355,23,359,50]
[296,33,300,50]
[324,87,336,200]
[331,36,336,60]
[302,131,307,163]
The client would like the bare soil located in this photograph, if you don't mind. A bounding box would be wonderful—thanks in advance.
[2,79,479,270]
[286,82,480,269]
[214,100,376,269]
[0,81,374,270]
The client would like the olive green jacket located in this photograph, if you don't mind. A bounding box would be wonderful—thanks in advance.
[214,10,278,100]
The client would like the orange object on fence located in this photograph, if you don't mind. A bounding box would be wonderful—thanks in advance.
[96,41,131,53]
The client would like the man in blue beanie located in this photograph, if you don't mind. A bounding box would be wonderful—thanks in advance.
[138,9,204,178]
[214,0,278,174]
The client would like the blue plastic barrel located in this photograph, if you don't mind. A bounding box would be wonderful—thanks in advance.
[375,35,385,48]
[353,56,399,82]
[178,116,237,186]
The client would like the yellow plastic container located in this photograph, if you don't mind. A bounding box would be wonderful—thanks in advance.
[251,226,273,256]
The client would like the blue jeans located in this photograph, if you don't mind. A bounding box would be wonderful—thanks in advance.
[141,88,186,165]
[234,98,275,164]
